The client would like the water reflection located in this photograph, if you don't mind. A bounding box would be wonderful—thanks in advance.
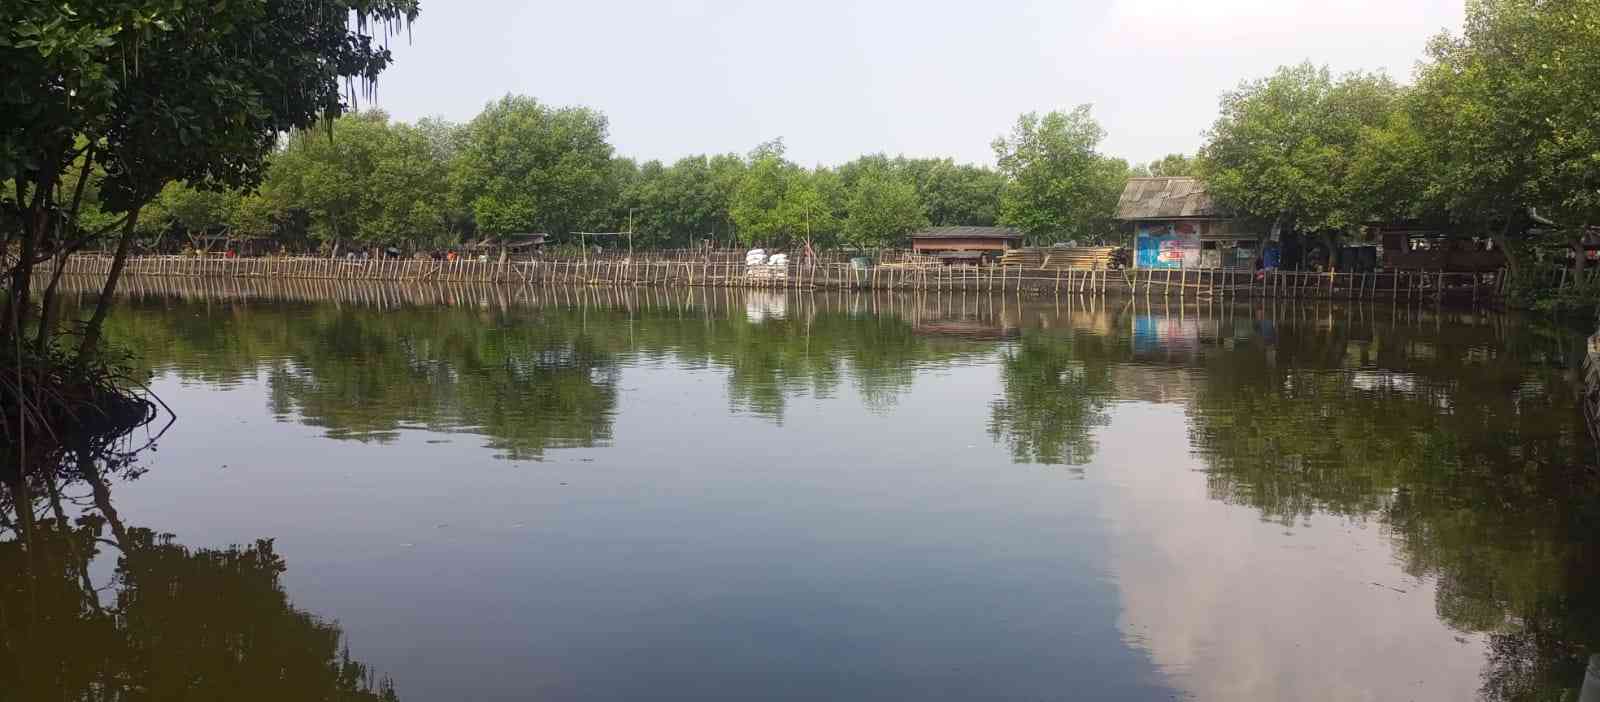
[53,277,1600,699]
[1179,308,1600,700]
[0,463,397,701]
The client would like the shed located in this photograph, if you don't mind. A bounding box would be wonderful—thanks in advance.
[470,233,548,260]
[1115,177,1262,270]
[1369,222,1506,272]
[909,226,1024,263]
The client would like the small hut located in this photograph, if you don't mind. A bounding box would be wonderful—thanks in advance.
[1116,177,1261,270]
[469,233,548,261]
[1372,223,1505,272]
[909,226,1024,264]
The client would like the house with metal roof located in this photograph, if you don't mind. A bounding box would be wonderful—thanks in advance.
[1115,177,1263,270]
[909,226,1024,264]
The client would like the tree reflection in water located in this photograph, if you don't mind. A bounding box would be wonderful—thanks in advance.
[57,280,1600,699]
[0,459,397,701]
[1178,303,1600,701]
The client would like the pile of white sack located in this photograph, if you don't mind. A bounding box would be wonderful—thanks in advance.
[745,248,767,266]
[767,253,788,267]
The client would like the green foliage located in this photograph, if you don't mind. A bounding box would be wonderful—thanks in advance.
[153,183,238,247]
[266,111,459,251]
[988,330,1114,466]
[231,194,280,242]
[1134,153,1196,178]
[1180,309,1600,698]
[615,154,746,248]
[2,0,418,209]
[1343,109,1432,224]
[728,141,842,248]
[452,95,614,240]
[1,0,420,357]
[1410,1,1600,249]
[916,160,1005,227]
[992,106,1127,244]
[1191,2,1597,306]
[1200,63,1402,236]
[838,155,1003,228]
[730,140,799,246]
[842,167,927,249]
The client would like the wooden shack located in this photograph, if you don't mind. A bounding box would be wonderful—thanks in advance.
[1116,177,1262,270]
[1374,224,1505,272]
[470,233,548,261]
[909,226,1024,264]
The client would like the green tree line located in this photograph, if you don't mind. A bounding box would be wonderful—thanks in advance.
[133,101,1145,254]
[1197,0,1600,309]
[17,1,1596,307]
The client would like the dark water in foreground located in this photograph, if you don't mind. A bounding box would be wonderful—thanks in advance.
[9,283,1600,701]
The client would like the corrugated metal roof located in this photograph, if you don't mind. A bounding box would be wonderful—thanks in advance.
[1114,177,1223,220]
[469,233,548,249]
[909,226,1025,240]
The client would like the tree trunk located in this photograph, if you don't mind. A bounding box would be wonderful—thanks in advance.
[32,252,73,355]
[5,476,31,543]
[1492,211,1524,280]
[3,173,54,345]
[35,147,101,352]
[77,206,141,361]
[1572,238,1588,289]
[77,455,128,547]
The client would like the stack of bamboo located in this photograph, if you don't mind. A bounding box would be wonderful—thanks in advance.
[1001,246,1117,270]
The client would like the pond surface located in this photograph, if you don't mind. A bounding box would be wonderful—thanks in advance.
[19,282,1600,701]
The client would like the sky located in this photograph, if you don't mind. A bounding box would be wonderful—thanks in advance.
[371,0,1466,168]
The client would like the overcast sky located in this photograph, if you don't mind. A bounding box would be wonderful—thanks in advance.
[371,0,1465,168]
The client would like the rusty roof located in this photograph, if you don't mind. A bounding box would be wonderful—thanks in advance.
[909,226,1025,240]
[1114,177,1224,220]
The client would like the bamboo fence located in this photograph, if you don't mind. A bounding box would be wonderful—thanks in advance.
[43,252,1504,301]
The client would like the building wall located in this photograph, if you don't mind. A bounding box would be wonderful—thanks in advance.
[1133,220,1260,270]
[1134,222,1201,269]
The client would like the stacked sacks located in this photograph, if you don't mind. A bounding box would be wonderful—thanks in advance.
[744,249,790,281]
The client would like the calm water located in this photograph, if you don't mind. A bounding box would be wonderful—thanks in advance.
[10,282,1600,701]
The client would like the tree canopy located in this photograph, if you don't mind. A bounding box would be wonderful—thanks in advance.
[1199,63,1402,237]
[1192,1,1600,306]
[266,111,460,253]
[843,167,928,249]
[992,106,1128,245]
[451,95,614,238]
[1,0,421,478]
[1133,153,1196,178]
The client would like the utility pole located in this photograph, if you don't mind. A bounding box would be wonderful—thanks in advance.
[628,207,635,259]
